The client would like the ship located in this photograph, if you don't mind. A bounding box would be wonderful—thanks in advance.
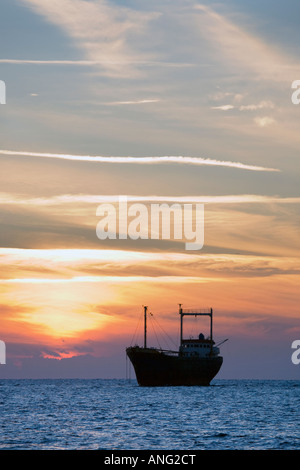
[126,304,226,386]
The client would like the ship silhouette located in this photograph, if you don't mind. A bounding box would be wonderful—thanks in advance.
[126,305,226,386]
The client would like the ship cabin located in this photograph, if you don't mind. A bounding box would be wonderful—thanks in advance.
[179,333,220,358]
[179,306,220,358]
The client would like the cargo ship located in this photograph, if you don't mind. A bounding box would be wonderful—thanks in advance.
[126,305,226,386]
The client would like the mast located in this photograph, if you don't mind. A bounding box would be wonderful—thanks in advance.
[179,305,213,346]
[179,304,183,346]
[143,305,148,348]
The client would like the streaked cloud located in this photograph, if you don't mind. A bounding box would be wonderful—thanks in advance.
[0,248,299,285]
[239,101,275,111]
[0,150,279,172]
[195,4,300,81]
[210,92,244,102]
[0,59,194,68]
[2,275,219,284]
[20,0,158,77]
[211,105,235,111]
[0,247,188,263]
[1,193,299,206]
[0,59,103,66]
[103,99,161,106]
[212,101,275,112]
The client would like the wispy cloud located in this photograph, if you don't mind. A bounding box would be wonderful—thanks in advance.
[20,0,158,77]
[103,99,161,106]
[2,276,215,284]
[239,101,275,111]
[0,150,279,172]
[211,92,244,102]
[0,248,299,283]
[0,59,101,65]
[212,101,275,112]
[211,105,235,111]
[0,59,194,68]
[254,116,276,128]
[195,4,300,81]
[1,193,299,206]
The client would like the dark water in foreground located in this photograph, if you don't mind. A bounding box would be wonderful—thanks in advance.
[0,379,299,450]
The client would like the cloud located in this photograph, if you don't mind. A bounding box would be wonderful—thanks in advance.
[103,99,161,106]
[212,101,275,112]
[239,101,275,111]
[20,0,158,77]
[2,275,220,284]
[0,149,279,172]
[0,59,102,65]
[0,303,34,320]
[2,193,300,206]
[195,4,300,81]
[211,92,245,102]
[0,58,194,69]
[254,116,276,128]
[0,248,299,284]
[211,105,235,111]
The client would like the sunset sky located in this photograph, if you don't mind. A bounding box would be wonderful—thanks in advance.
[1,0,300,379]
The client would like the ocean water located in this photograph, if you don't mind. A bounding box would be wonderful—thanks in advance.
[0,379,299,450]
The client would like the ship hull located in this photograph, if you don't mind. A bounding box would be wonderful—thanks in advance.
[126,346,223,386]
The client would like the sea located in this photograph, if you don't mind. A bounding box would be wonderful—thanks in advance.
[0,379,299,451]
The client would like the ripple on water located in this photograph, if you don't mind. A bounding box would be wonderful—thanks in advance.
[0,379,299,450]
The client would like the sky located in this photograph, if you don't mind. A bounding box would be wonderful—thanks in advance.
[0,0,299,379]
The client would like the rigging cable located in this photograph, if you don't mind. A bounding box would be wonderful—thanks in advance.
[151,314,177,350]
[149,313,162,350]
[130,310,143,346]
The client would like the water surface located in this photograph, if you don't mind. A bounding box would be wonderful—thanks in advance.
[0,379,299,450]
